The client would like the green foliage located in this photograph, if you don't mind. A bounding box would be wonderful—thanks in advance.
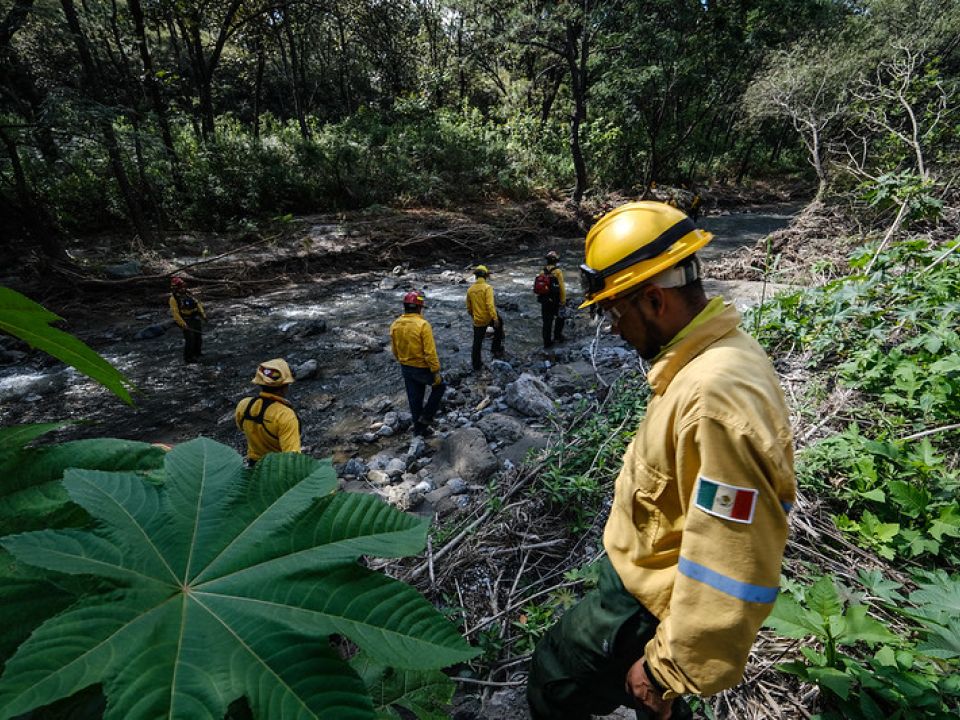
[799,428,960,563]
[0,439,476,719]
[0,287,135,405]
[349,652,456,720]
[751,239,960,566]
[861,172,944,222]
[536,375,650,532]
[0,432,167,669]
[765,574,960,718]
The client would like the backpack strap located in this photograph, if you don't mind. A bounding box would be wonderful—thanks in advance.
[241,396,279,439]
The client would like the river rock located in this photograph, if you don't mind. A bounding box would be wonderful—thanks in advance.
[446,477,468,495]
[376,425,394,437]
[379,277,401,290]
[433,427,498,483]
[294,319,328,337]
[583,345,635,366]
[0,350,28,365]
[407,436,426,460]
[489,359,517,381]
[361,432,377,443]
[383,411,399,429]
[133,323,167,340]
[367,469,390,485]
[504,373,556,417]
[293,359,318,380]
[104,260,142,278]
[335,328,385,352]
[385,458,407,478]
[380,482,424,511]
[341,458,368,478]
[476,413,526,444]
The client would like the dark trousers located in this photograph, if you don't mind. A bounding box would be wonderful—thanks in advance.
[541,300,565,347]
[182,316,203,362]
[471,318,504,370]
[527,557,692,720]
[400,364,445,426]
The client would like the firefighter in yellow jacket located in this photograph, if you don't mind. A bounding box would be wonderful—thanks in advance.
[235,358,302,464]
[390,290,445,437]
[465,264,504,371]
[169,276,206,363]
[528,202,796,720]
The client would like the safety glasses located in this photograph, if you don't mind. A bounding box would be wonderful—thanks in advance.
[258,365,282,380]
[579,216,695,299]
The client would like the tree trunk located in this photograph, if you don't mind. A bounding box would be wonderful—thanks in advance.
[0,0,59,163]
[282,12,309,139]
[128,0,183,193]
[565,14,588,205]
[253,29,265,140]
[60,0,150,241]
[0,127,66,261]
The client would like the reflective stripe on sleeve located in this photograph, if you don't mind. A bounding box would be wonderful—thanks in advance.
[678,556,779,604]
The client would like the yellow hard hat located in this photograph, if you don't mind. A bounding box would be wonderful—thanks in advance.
[578,201,713,308]
[253,358,295,386]
[474,265,490,276]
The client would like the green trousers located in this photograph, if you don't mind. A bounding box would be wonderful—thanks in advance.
[527,557,692,720]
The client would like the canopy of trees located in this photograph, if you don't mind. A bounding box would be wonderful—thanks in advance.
[1,0,958,255]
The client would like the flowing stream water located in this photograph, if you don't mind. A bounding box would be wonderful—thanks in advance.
[0,202,804,458]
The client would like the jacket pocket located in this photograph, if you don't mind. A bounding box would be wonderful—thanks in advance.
[630,460,670,547]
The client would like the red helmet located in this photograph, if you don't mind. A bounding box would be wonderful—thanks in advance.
[170,276,186,289]
[403,290,425,308]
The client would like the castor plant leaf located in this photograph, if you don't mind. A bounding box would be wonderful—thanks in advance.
[0,438,477,719]
[0,437,166,668]
[0,286,135,405]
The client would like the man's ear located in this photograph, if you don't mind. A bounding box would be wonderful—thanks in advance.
[645,284,665,314]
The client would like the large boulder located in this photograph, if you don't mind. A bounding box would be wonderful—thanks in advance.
[433,427,498,484]
[476,413,526,444]
[504,373,556,417]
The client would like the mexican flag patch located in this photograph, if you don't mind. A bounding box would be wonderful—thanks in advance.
[695,476,758,524]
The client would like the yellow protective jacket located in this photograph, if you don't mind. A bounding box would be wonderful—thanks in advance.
[465,278,498,327]
[390,312,440,373]
[544,264,566,304]
[603,302,795,699]
[169,292,206,329]
[234,391,301,461]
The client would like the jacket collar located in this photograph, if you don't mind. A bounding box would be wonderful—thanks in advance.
[647,301,741,396]
[259,390,291,406]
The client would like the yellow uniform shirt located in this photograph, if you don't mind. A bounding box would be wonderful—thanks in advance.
[390,313,440,373]
[545,264,566,304]
[169,292,206,329]
[234,391,301,461]
[465,278,498,326]
[603,303,795,698]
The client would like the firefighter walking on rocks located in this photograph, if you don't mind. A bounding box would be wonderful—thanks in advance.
[235,358,302,465]
[169,276,206,363]
[527,202,796,720]
[465,264,504,371]
[534,250,567,348]
[391,290,445,437]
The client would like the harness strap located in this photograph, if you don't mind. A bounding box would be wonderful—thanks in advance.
[240,396,301,442]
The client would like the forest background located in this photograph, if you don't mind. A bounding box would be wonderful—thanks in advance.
[2,1,960,719]
[3,0,957,257]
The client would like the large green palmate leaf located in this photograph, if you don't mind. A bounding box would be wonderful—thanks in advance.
[0,436,167,667]
[0,286,135,405]
[350,651,456,720]
[0,438,477,719]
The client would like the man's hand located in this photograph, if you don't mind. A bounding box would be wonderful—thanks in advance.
[625,659,672,720]
[432,372,443,386]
